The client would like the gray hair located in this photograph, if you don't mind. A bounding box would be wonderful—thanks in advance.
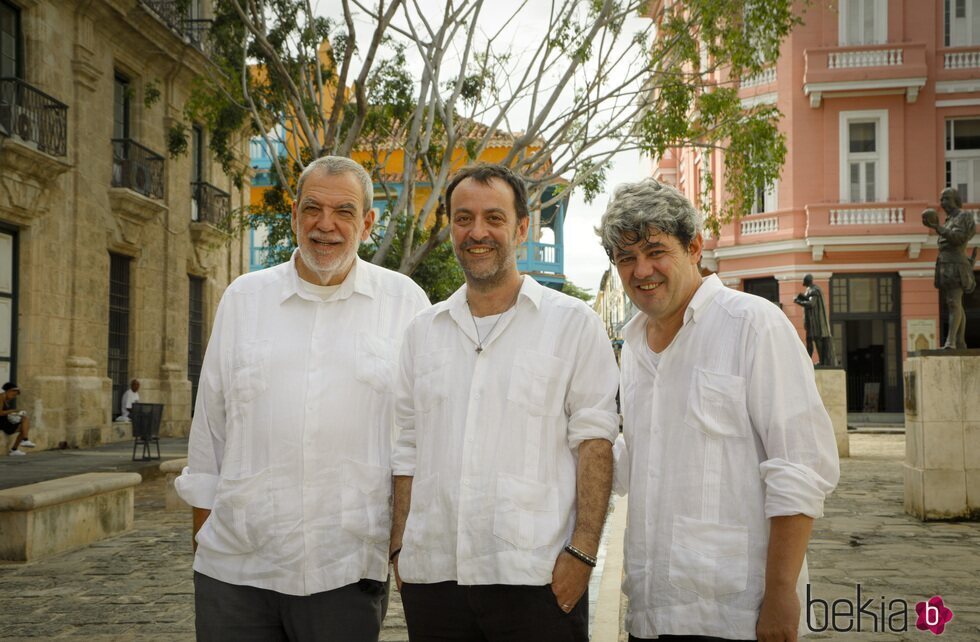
[596,178,703,260]
[296,156,373,213]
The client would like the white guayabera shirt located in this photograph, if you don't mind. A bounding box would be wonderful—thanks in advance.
[176,254,429,596]
[616,274,840,640]
[392,276,620,585]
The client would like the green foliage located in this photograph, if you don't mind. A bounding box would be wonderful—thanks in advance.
[561,281,594,303]
[167,121,189,158]
[143,79,162,109]
[360,216,464,303]
[186,0,801,274]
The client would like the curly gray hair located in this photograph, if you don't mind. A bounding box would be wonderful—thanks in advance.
[595,178,702,260]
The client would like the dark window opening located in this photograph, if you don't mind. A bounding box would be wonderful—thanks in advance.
[743,277,781,307]
[108,254,131,418]
[0,1,20,80]
[188,276,204,414]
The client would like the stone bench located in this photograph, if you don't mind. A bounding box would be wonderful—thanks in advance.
[0,472,142,561]
[160,458,188,511]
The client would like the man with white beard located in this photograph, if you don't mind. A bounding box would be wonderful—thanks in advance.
[177,156,429,641]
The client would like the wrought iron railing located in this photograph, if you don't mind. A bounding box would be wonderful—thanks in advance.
[139,1,213,54]
[191,181,231,228]
[112,139,165,199]
[0,77,68,156]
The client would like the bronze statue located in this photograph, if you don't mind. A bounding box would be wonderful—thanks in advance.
[922,188,976,349]
[794,274,836,366]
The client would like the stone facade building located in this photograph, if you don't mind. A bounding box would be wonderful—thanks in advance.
[0,0,249,447]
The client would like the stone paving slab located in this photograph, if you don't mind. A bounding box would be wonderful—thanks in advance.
[0,434,977,640]
[0,439,189,490]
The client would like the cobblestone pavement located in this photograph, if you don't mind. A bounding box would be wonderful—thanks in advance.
[1,434,978,640]
[807,434,980,642]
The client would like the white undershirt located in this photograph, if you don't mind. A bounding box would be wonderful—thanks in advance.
[297,279,342,301]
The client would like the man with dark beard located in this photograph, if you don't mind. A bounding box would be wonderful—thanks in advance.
[176,157,428,641]
[388,164,619,641]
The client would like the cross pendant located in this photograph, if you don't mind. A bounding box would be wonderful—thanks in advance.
[475,346,483,354]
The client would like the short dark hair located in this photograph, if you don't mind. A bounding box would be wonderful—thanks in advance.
[2,382,18,392]
[445,164,529,221]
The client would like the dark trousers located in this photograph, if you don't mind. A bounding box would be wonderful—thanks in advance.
[194,571,388,642]
[630,635,755,642]
[401,581,587,642]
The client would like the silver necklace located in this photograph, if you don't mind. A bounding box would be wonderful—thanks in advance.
[466,289,520,354]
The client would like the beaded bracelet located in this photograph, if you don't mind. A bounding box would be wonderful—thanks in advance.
[563,544,597,568]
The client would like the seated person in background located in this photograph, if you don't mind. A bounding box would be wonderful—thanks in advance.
[117,379,141,421]
[2,382,35,455]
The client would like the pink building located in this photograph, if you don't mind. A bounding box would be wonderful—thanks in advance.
[654,0,980,415]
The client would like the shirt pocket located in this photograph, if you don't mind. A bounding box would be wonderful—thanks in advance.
[230,340,272,401]
[414,349,453,412]
[354,333,397,393]
[684,368,748,438]
[492,473,560,550]
[340,459,392,544]
[197,468,278,556]
[668,515,749,599]
[505,352,569,417]
[403,473,445,550]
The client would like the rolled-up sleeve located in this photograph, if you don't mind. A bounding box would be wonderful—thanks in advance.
[391,319,420,476]
[175,293,231,510]
[565,312,620,449]
[748,318,840,519]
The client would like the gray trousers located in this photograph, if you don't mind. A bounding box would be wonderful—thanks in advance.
[194,571,389,642]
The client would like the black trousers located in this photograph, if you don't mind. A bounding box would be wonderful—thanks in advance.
[194,571,388,642]
[401,581,587,642]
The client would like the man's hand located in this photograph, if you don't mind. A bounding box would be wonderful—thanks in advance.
[757,589,800,642]
[192,507,210,553]
[551,550,591,612]
[392,555,403,592]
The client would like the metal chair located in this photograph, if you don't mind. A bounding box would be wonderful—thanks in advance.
[131,402,164,461]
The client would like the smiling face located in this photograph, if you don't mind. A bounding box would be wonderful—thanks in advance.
[613,228,703,322]
[449,177,529,289]
[291,170,374,285]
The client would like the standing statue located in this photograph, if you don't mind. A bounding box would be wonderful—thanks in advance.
[922,187,976,349]
[794,274,837,366]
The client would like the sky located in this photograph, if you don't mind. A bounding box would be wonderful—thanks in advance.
[314,0,652,295]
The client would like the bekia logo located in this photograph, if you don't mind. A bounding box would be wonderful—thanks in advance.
[916,596,954,636]
[807,585,955,636]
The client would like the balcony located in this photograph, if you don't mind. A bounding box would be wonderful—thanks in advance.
[0,77,68,157]
[805,201,929,260]
[936,45,980,90]
[112,139,165,200]
[518,241,563,281]
[138,1,213,55]
[191,181,232,228]
[803,43,927,107]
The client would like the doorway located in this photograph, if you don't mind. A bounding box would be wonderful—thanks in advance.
[830,273,903,412]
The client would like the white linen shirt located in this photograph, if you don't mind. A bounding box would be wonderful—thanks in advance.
[391,277,620,586]
[175,254,429,596]
[617,274,840,640]
[120,390,140,419]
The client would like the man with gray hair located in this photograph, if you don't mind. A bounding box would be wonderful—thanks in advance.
[177,156,429,641]
[597,178,839,642]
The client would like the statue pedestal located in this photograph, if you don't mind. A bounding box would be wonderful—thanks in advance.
[814,367,848,458]
[903,350,980,520]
